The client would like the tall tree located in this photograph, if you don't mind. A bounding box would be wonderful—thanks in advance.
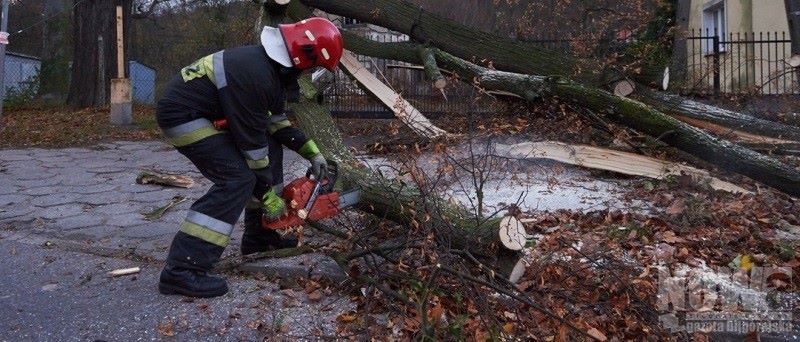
[39,0,72,98]
[67,0,132,108]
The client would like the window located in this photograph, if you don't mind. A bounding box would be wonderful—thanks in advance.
[702,1,726,54]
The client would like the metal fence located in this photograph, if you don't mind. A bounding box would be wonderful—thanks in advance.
[324,28,507,118]
[685,29,799,95]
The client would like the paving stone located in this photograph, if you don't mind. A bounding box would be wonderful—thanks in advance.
[29,149,67,158]
[117,143,148,151]
[115,183,164,194]
[0,153,33,161]
[35,204,86,220]
[58,225,122,241]
[131,189,185,203]
[22,186,61,196]
[58,177,101,186]
[0,194,31,207]
[106,212,149,227]
[87,166,128,174]
[91,202,141,216]
[118,222,175,238]
[30,193,82,207]
[12,169,55,181]
[77,191,131,206]
[68,184,119,195]
[59,147,94,154]
[0,185,20,195]
[49,215,106,230]
[0,205,36,220]
[43,155,75,163]
[14,177,62,188]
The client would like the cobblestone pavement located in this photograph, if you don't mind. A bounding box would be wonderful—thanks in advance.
[0,140,353,340]
[0,140,314,258]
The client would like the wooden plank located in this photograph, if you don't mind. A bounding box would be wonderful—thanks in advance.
[339,50,449,140]
[494,141,752,194]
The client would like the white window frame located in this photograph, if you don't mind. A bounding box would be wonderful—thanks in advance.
[702,0,727,54]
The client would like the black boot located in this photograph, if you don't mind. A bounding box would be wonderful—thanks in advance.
[241,208,298,255]
[158,265,228,298]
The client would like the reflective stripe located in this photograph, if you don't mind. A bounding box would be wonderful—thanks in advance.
[246,158,270,170]
[267,115,292,134]
[243,146,269,161]
[162,118,223,147]
[298,140,321,159]
[185,210,234,236]
[180,221,230,247]
[163,118,214,138]
[269,114,288,123]
[213,51,227,89]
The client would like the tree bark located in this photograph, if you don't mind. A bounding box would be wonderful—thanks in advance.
[300,0,799,142]
[67,0,131,108]
[787,0,800,55]
[670,0,691,89]
[635,88,800,142]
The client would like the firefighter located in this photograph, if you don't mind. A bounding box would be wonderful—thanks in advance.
[155,18,344,298]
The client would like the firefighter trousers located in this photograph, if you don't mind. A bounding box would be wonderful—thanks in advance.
[164,132,283,271]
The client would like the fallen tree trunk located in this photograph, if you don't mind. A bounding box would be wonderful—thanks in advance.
[635,88,800,142]
[494,141,751,194]
[335,31,800,196]
[300,0,800,142]
[290,77,514,264]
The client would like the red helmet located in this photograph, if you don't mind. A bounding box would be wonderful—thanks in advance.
[261,17,343,71]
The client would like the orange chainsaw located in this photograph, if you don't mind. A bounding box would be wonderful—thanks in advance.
[261,160,361,230]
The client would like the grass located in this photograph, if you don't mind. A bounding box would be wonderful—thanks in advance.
[0,106,163,148]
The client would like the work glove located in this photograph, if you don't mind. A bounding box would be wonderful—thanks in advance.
[310,154,328,181]
[261,189,286,222]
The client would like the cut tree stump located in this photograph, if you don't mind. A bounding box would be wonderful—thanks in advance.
[494,141,752,194]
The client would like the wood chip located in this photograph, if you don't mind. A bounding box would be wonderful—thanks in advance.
[136,170,194,188]
[108,267,140,277]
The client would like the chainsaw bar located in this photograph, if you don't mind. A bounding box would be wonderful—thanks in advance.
[338,188,361,209]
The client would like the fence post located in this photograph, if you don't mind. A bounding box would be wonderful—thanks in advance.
[712,34,721,95]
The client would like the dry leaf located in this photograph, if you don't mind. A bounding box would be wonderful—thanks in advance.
[157,322,175,337]
[587,327,607,341]
[336,312,357,323]
[308,290,323,302]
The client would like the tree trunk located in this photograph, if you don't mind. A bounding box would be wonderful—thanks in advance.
[67,0,131,108]
[635,88,800,142]
[787,0,800,55]
[670,0,691,89]
[39,0,71,99]
[300,0,798,142]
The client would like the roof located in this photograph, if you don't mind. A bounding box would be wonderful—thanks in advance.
[6,52,41,61]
